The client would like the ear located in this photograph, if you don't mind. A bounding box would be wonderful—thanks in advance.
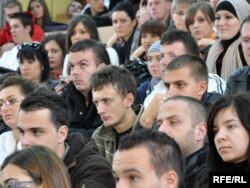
[57,125,68,143]
[198,81,208,99]
[124,92,135,108]
[132,19,137,27]
[97,63,106,70]
[167,1,172,11]
[195,122,207,142]
[25,25,32,35]
[160,170,179,188]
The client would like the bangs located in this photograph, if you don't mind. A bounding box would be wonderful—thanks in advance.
[18,48,36,63]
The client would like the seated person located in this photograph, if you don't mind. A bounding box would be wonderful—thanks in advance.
[91,65,144,164]
[84,0,112,27]
[56,0,84,24]
[17,42,58,90]
[0,13,34,71]
[225,15,250,95]
[28,0,67,32]
[113,129,184,188]
[0,0,44,53]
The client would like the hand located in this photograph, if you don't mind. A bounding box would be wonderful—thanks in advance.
[140,94,169,128]
[1,42,15,52]
[55,75,72,95]
[106,34,118,48]
[131,45,146,59]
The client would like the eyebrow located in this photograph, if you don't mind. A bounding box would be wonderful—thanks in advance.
[4,178,18,184]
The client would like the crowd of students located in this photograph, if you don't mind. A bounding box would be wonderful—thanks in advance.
[1,0,250,188]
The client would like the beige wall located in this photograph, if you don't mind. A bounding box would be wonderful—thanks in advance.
[20,0,71,21]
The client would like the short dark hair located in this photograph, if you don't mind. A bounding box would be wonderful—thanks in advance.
[90,65,137,99]
[112,1,136,21]
[69,39,111,66]
[17,43,50,82]
[207,93,250,171]
[4,0,22,11]
[0,75,38,96]
[165,54,208,83]
[164,95,206,126]
[20,87,70,130]
[161,30,199,56]
[241,15,250,32]
[66,14,99,50]
[10,12,33,36]
[118,129,184,188]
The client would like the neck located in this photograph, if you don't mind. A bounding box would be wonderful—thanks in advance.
[57,142,66,158]
[17,37,33,45]
[114,108,136,133]
[159,13,170,26]
[12,128,20,143]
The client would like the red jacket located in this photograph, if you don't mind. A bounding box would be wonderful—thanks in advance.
[0,23,45,45]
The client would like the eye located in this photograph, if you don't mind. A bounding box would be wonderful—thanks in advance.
[170,120,179,126]
[28,59,34,64]
[51,49,57,53]
[227,124,237,130]
[18,129,25,135]
[8,98,18,105]
[32,129,42,136]
[176,82,186,88]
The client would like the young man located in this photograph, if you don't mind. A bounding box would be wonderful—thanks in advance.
[140,30,224,128]
[91,65,143,163]
[157,96,207,187]
[61,39,110,138]
[0,0,44,52]
[225,15,250,95]
[112,129,184,188]
[0,12,34,71]
[17,87,115,188]
[148,0,172,29]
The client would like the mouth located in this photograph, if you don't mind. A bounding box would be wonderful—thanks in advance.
[3,114,12,121]
[101,116,110,121]
[219,146,231,152]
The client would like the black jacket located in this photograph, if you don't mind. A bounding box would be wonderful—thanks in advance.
[61,82,102,138]
[225,66,249,95]
[185,145,208,188]
[64,133,115,188]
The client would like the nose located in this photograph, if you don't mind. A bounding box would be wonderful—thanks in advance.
[167,84,178,96]
[116,180,128,188]
[96,102,105,115]
[158,122,170,134]
[215,128,226,142]
[20,133,32,148]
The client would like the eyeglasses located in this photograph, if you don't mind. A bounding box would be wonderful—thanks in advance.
[0,98,22,108]
[0,181,37,188]
[18,42,41,51]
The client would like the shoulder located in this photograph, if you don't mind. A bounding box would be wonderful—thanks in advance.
[228,66,250,82]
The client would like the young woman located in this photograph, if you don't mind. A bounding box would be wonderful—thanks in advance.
[107,1,136,65]
[186,2,216,49]
[28,0,53,30]
[130,19,165,61]
[1,145,71,188]
[207,93,250,172]
[17,42,58,90]
[63,14,99,76]
[0,75,37,166]
[205,0,250,81]
[42,33,66,80]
